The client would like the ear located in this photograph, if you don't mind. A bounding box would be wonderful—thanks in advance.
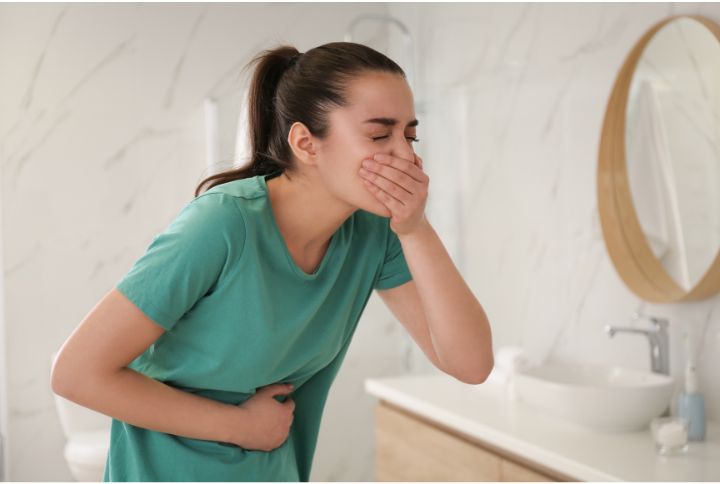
[287,121,318,167]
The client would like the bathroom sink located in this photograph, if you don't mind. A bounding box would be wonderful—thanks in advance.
[512,362,675,432]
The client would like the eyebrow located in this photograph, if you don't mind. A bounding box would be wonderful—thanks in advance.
[363,117,419,128]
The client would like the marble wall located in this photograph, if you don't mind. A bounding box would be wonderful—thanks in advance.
[386,0,720,439]
[1,2,719,481]
[0,3,407,481]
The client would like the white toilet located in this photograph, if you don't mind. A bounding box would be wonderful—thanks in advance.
[50,350,111,481]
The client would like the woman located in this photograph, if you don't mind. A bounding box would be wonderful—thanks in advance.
[51,41,493,482]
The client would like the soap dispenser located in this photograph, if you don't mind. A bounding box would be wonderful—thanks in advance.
[676,332,706,441]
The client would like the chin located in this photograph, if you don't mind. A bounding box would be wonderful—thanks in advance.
[356,198,392,218]
[346,182,392,217]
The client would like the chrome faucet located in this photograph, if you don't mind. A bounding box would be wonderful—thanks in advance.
[604,312,671,416]
[604,313,670,375]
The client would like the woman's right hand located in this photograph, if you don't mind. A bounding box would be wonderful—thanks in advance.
[231,382,296,451]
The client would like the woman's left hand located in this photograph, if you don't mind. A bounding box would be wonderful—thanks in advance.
[359,152,430,236]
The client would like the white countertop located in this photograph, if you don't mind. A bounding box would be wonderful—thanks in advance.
[364,373,720,482]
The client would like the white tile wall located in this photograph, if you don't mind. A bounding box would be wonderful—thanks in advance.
[0,3,403,481]
[387,0,720,444]
[1,2,719,481]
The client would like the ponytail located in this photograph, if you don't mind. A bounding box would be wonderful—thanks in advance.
[194,42,405,197]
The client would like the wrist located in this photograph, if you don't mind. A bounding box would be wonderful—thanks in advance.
[218,404,249,447]
[398,215,432,241]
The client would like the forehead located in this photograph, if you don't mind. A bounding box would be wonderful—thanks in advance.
[340,72,416,124]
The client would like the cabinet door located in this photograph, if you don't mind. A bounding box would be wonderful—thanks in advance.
[375,401,502,481]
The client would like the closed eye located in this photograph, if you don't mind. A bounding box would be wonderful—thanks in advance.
[373,135,420,143]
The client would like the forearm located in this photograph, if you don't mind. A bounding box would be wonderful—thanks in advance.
[54,367,245,445]
[399,216,493,381]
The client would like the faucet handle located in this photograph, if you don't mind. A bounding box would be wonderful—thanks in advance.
[630,312,669,330]
[649,316,669,327]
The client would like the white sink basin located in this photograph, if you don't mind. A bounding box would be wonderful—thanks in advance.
[512,362,675,432]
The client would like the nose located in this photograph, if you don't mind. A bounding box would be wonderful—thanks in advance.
[386,136,416,163]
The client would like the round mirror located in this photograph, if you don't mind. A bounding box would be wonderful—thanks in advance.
[598,14,720,303]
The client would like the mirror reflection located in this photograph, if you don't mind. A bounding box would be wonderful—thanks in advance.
[625,17,720,291]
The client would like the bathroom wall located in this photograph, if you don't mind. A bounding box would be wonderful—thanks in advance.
[0,181,7,481]
[385,0,720,428]
[1,2,719,482]
[0,3,429,481]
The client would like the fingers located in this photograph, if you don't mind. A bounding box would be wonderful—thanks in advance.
[371,153,425,183]
[264,382,294,395]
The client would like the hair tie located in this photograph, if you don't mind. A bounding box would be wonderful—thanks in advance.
[288,52,302,68]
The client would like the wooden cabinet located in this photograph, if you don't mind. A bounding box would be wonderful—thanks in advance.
[374,400,577,482]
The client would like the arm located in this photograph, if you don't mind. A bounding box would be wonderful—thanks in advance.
[391,218,493,383]
[360,151,493,384]
[51,288,247,445]
[376,280,447,373]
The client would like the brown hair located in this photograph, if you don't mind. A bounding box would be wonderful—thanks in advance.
[194,41,406,197]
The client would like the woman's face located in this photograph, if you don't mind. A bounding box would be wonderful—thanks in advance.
[314,72,419,218]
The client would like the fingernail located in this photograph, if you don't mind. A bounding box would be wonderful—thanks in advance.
[373,153,385,161]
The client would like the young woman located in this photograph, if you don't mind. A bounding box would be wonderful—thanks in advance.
[51,41,493,482]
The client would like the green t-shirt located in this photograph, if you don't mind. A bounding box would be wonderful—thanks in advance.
[102,172,413,482]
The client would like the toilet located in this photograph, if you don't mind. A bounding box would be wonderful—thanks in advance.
[50,350,111,481]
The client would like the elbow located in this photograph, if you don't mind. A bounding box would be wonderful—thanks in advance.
[50,366,70,398]
[449,322,494,385]
[454,370,489,385]
[452,355,494,386]
[50,355,76,399]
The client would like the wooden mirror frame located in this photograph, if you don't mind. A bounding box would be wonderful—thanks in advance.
[598,14,720,303]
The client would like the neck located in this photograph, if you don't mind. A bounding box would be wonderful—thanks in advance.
[265,171,356,257]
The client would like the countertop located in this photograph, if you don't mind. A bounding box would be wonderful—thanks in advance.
[364,373,720,482]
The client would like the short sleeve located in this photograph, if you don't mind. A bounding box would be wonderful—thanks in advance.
[374,218,413,290]
[115,193,245,331]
